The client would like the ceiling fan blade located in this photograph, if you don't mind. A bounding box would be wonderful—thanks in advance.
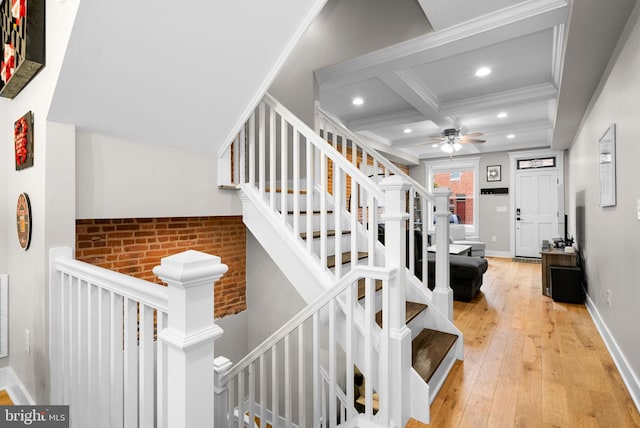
[411,139,443,146]
[461,132,483,138]
[459,138,486,144]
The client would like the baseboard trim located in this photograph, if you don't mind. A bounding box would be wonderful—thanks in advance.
[0,367,35,404]
[585,293,640,414]
[484,250,511,258]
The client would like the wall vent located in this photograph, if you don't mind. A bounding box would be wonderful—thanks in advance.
[0,275,7,358]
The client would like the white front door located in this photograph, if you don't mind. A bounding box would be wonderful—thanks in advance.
[515,169,559,257]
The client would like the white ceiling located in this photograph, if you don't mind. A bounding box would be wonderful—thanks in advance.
[48,0,327,154]
[314,0,636,160]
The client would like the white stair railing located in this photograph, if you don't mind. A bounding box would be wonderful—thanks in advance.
[49,247,227,428]
[214,266,395,428]
[219,93,453,319]
[315,106,439,285]
[222,93,386,284]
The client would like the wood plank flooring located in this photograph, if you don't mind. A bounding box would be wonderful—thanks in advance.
[0,390,13,405]
[422,257,640,428]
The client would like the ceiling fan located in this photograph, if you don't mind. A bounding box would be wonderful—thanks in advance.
[427,128,486,153]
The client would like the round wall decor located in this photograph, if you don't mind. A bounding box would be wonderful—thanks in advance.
[16,193,32,250]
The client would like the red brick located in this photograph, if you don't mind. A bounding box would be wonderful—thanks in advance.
[76,216,247,318]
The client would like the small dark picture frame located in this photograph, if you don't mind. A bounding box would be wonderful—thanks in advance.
[487,165,501,182]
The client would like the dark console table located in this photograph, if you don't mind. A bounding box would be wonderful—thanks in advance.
[540,248,577,297]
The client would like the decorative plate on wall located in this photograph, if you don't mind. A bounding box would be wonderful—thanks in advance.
[16,192,32,250]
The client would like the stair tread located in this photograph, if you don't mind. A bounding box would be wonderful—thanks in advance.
[375,302,428,328]
[412,328,458,383]
[300,230,351,239]
[326,251,367,269]
[357,278,383,300]
[265,187,308,194]
[287,210,333,215]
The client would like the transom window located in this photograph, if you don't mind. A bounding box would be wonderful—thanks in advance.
[517,157,556,169]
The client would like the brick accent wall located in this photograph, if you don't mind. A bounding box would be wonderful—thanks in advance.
[76,216,246,318]
[327,143,411,200]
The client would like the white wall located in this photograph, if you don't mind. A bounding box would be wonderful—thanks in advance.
[76,131,241,219]
[215,311,249,366]
[478,152,511,253]
[1,0,81,402]
[49,0,328,155]
[567,2,640,404]
[269,0,430,127]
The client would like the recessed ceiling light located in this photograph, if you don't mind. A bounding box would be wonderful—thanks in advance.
[497,112,508,119]
[403,128,412,134]
[432,143,439,148]
[507,134,515,139]
[352,97,364,106]
[475,67,492,77]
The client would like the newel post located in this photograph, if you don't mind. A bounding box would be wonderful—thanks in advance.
[433,188,453,321]
[214,356,233,427]
[153,250,228,428]
[380,175,412,427]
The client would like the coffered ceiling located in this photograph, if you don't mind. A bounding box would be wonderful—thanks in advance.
[314,0,633,160]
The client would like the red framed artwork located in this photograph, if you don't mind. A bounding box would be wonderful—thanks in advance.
[0,0,45,99]
[14,110,33,170]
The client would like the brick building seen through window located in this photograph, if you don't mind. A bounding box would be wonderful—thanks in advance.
[433,170,474,224]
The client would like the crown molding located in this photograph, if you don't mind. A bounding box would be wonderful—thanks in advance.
[441,83,558,116]
[315,0,568,86]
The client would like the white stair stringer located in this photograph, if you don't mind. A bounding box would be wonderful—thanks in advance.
[240,185,334,303]
[240,184,462,425]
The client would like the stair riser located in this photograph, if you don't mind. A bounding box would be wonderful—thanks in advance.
[308,233,359,256]
[287,212,336,230]
[407,310,427,340]
[328,259,371,276]
[275,193,323,212]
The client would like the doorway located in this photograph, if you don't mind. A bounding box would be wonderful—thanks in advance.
[509,150,564,258]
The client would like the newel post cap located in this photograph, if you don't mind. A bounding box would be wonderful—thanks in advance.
[379,175,412,191]
[153,250,228,287]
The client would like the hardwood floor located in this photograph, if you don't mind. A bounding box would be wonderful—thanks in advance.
[423,257,640,428]
[0,389,13,405]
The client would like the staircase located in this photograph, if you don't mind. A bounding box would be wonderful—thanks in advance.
[217,93,463,426]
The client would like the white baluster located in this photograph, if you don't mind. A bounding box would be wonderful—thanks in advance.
[214,356,233,428]
[270,107,276,210]
[433,188,453,320]
[249,111,256,186]
[259,102,266,194]
[281,116,288,221]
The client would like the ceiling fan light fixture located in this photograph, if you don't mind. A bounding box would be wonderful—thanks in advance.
[403,128,412,134]
[352,97,364,106]
[507,134,515,139]
[497,112,508,118]
[440,142,462,153]
[475,67,491,77]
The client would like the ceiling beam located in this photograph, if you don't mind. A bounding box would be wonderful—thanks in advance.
[440,83,557,116]
[315,0,568,89]
[346,109,426,132]
[378,70,453,129]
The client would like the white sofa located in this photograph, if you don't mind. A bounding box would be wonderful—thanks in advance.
[449,224,486,257]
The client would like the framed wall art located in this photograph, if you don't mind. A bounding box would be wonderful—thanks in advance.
[487,165,501,182]
[14,110,33,170]
[599,123,616,207]
[16,192,32,250]
[0,0,46,99]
